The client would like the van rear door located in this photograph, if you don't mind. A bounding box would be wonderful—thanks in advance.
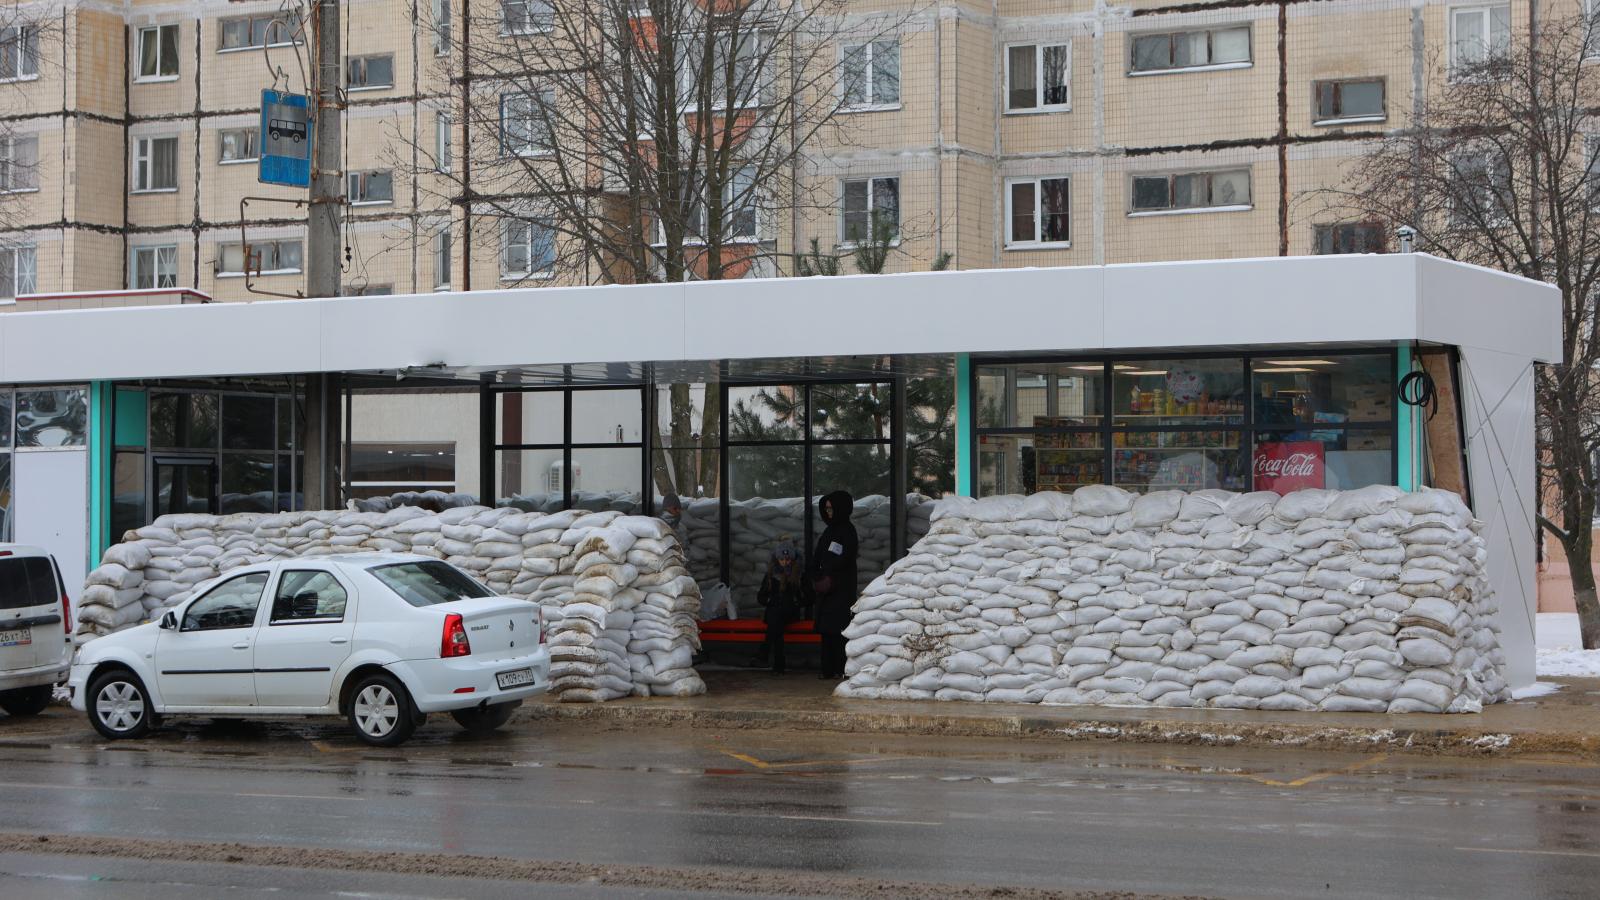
[0,555,65,671]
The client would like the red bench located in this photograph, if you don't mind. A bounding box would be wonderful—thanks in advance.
[698,618,821,644]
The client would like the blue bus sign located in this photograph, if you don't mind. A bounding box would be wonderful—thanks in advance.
[259,89,311,188]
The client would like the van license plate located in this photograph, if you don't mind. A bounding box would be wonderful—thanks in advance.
[496,668,533,690]
[0,628,31,647]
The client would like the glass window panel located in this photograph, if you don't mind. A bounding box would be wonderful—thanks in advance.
[349,442,455,485]
[1211,27,1250,64]
[496,447,563,508]
[977,433,1035,496]
[154,461,214,516]
[1339,80,1383,117]
[277,396,293,451]
[1008,44,1037,109]
[906,375,956,499]
[1114,432,1246,492]
[277,453,296,511]
[727,445,805,613]
[976,368,1008,428]
[139,28,159,77]
[1172,173,1201,208]
[0,454,10,540]
[841,44,867,106]
[1314,82,1337,119]
[1033,429,1104,493]
[1252,354,1393,425]
[1009,181,1036,243]
[1254,429,1392,492]
[15,388,88,447]
[1040,178,1070,242]
[1131,34,1168,72]
[872,40,900,104]
[811,383,891,441]
[570,389,642,444]
[812,445,891,598]
[1042,44,1069,105]
[1211,169,1250,206]
[0,392,10,447]
[159,24,179,76]
[187,393,219,448]
[183,573,268,631]
[222,395,276,450]
[496,390,563,445]
[654,382,713,449]
[841,180,869,241]
[570,447,642,513]
[112,451,146,541]
[663,481,719,590]
[1114,358,1245,425]
[1174,31,1207,67]
[272,570,349,621]
[728,385,804,441]
[1132,176,1169,210]
[221,453,276,513]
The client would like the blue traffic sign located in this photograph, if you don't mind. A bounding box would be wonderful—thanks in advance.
[259,89,311,188]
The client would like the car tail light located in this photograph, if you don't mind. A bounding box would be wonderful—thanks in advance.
[538,607,546,644]
[60,592,71,635]
[441,613,471,658]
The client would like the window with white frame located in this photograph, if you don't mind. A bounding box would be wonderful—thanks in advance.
[218,127,258,163]
[434,228,452,289]
[133,136,179,192]
[0,25,39,81]
[1130,168,1250,213]
[1312,78,1384,124]
[1586,136,1600,206]
[217,239,303,275]
[347,170,394,205]
[840,176,899,244]
[346,54,394,90]
[0,246,36,299]
[433,0,452,55]
[842,40,900,109]
[1130,26,1250,74]
[1006,43,1070,112]
[1006,176,1070,247]
[1450,5,1511,76]
[500,91,553,156]
[1451,150,1512,225]
[726,166,759,240]
[502,218,556,278]
[502,0,554,35]
[131,245,178,290]
[435,113,452,172]
[218,15,300,51]
[683,30,766,109]
[0,136,38,192]
[137,24,180,80]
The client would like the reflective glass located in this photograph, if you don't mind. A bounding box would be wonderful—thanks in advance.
[112,451,145,541]
[570,447,642,513]
[222,394,276,450]
[15,388,88,447]
[1253,429,1392,492]
[571,389,642,444]
[1252,354,1392,425]
[221,453,275,513]
[1113,358,1245,425]
[811,383,891,441]
[728,386,803,441]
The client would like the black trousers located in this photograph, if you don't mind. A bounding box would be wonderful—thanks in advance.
[820,633,847,677]
[765,619,788,672]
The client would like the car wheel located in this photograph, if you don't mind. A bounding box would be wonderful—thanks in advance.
[0,685,52,717]
[88,671,153,740]
[348,674,416,747]
[450,701,520,734]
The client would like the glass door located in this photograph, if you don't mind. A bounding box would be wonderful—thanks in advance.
[152,456,218,516]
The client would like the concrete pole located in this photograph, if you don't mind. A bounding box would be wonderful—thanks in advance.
[302,0,343,510]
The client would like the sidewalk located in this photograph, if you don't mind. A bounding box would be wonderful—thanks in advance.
[525,669,1600,759]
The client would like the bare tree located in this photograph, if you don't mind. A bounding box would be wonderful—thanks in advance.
[1330,12,1600,647]
[0,10,51,248]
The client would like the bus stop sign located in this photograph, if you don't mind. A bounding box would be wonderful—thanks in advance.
[259,89,311,188]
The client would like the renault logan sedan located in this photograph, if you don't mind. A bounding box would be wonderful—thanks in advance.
[69,554,549,746]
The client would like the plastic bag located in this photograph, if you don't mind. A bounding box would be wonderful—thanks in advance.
[700,582,734,620]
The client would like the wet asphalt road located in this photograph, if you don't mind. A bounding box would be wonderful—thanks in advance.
[1,707,1598,899]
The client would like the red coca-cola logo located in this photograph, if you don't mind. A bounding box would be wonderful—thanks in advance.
[1254,441,1324,493]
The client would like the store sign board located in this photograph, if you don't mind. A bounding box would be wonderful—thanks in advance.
[259,89,312,188]
[1253,440,1324,494]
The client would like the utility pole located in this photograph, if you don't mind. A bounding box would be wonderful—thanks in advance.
[302,0,343,510]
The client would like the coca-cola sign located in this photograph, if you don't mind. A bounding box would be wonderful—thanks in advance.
[1254,441,1325,493]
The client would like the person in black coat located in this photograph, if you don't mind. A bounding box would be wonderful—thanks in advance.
[756,540,810,675]
[810,490,858,679]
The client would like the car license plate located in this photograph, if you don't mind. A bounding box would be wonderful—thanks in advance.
[0,628,30,647]
[496,667,534,690]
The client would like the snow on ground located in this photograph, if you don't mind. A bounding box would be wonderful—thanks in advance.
[1536,612,1600,678]
[1511,682,1563,700]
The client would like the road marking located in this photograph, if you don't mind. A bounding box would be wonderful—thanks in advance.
[1239,753,1390,788]
[311,740,367,754]
[1456,846,1600,860]
[778,814,941,827]
[719,750,769,769]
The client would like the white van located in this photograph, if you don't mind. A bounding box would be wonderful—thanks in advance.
[0,545,73,717]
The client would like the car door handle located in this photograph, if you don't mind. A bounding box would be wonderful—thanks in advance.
[329,637,348,645]
[232,642,250,650]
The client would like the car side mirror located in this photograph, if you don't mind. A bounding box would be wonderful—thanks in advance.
[159,611,177,630]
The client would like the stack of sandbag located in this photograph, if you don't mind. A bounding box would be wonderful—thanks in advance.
[836,485,1510,714]
[77,506,707,703]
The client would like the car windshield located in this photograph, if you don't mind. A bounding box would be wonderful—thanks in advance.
[369,560,494,607]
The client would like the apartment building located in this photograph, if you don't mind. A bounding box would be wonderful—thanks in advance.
[0,0,1537,300]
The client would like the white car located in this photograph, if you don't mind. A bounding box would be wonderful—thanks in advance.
[0,545,73,718]
[69,553,549,746]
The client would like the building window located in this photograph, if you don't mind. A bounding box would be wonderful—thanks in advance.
[1451,151,1512,225]
[0,25,39,81]
[131,245,178,289]
[435,113,452,172]
[347,170,394,205]
[133,136,179,192]
[502,0,554,35]
[346,54,394,90]
[1314,223,1386,255]
[1005,176,1070,248]
[434,228,452,290]
[218,128,258,163]
[0,136,38,192]
[349,442,457,498]
[1450,5,1511,77]
[218,15,300,52]
[343,283,392,296]
[1130,26,1250,74]
[433,0,452,55]
[840,176,898,244]
[137,24,180,80]
[502,218,556,278]
[1130,168,1250,214]
[1313,78,1384,125]
[0,246,36,299]
[841,40,900,110]
[217,240,303,276]
[500,91,552,156]
[1006,43,1070,112]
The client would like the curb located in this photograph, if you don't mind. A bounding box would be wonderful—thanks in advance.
[521,702,1600,759]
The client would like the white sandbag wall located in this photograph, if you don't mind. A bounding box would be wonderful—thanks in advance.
[77,506,704,702]
[837,485,1511,714]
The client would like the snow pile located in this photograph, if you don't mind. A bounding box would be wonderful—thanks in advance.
[836,485,1511,713]
[78,506,704,701]
[1534,612,1600,678]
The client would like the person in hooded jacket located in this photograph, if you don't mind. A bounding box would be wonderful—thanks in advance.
[756,540,810,675]
[810,490,858,679]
